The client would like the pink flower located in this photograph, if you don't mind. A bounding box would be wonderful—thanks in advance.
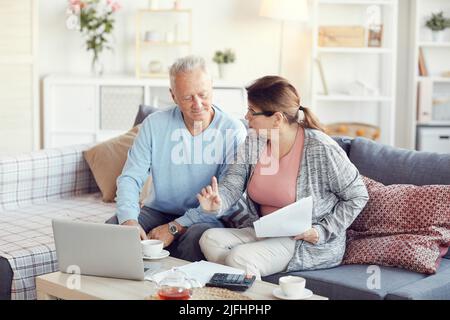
[69,0,80,11]
[111,2,121,12]
[71,4,80,13]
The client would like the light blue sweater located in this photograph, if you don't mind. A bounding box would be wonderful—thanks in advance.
[116,106,246,226]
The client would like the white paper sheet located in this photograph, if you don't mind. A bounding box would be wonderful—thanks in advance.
[253,196,313,238]
[145,260,245,287]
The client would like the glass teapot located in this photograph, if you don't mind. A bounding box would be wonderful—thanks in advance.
[156,268,200,300]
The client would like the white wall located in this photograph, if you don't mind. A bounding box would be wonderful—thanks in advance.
[39,0,309,91]
[39,0,410,148]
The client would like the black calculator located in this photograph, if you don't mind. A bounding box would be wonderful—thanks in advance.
[205,273,256,291]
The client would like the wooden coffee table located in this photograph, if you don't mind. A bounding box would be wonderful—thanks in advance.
[36,256,327,300]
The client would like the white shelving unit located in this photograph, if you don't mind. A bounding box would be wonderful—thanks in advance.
[43,75,247,149]
[418,42,450,48]
[311,0,398,146]
[317,47,392,54]
[315,95,392,102]
[418,76,450,83]
[135,9,192,78]
[410,0,450,153]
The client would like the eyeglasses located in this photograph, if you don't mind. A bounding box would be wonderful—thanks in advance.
[247,108,275,117]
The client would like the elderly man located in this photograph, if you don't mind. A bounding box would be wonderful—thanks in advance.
[107,55,246,261]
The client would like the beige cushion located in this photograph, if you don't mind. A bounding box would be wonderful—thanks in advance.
[84,125,151,203]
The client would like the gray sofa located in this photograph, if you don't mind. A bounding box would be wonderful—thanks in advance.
[263,137,450,300]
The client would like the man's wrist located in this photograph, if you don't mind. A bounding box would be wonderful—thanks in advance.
[122,219,138,225]
[118,213,139,225]
[169,221,186,236]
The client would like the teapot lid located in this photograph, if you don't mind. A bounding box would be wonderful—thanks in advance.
[159,268,188,286]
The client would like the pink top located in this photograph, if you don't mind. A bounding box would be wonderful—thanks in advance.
[247,127,305,216]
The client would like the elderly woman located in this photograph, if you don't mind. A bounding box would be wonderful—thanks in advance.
[197,75,369,277]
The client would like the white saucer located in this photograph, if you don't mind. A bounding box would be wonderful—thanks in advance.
[143,249,170,260]
[272,287,313,300]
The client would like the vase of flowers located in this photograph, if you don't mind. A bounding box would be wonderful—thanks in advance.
[213,49,236,79]
[66,0,121,76]
[425,11,450,42]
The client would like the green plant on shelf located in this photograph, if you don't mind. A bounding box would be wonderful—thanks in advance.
[425,11,450,31]
[212,49,236,64]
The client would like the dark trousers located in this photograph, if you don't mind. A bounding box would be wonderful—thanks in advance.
[106,206,224,262]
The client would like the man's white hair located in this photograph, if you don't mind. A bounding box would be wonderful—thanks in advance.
[169,55,210,88]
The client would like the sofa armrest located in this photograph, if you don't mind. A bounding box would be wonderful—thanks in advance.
[0,144,98,212]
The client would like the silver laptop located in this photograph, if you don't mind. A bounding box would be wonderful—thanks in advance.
[52,219,145,281]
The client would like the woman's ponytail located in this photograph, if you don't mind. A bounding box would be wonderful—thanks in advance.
[297,106,325,132]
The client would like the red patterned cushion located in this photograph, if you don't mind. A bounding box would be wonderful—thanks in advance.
[343,176,450,274]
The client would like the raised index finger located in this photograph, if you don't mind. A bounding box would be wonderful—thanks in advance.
[212,176,218,192]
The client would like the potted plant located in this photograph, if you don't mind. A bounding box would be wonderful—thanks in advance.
[425,11,450,42]
[213,49,236,79]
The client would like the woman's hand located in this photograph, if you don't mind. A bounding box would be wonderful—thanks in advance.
[294,228,319,244]
[197,176,222,213]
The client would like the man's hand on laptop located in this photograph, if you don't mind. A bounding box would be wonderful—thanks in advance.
[121,220,148,240]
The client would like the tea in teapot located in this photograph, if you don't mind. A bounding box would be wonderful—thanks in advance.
[156,268,199,300]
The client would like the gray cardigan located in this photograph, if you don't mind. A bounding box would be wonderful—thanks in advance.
[215,128,369,272]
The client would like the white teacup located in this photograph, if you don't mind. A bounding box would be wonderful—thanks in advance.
[141,239,163,257]
[279,276,306,297]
